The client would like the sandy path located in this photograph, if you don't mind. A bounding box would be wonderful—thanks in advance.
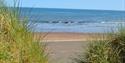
[36,32,106,63]
[44,41,90,63]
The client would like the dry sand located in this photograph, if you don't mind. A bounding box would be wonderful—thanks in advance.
[34,32,106,42]
[34,32,107,63]
[44,41,89,63]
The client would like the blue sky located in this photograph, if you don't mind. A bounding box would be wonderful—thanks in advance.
[7,0,125,11]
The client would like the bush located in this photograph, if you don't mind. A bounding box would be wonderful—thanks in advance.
[0,0,48,63]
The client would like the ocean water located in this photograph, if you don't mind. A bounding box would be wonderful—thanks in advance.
[20,8,125,33]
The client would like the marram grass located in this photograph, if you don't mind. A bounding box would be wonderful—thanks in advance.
[109,26,125,63]
[0,0,48,63]
[74,40,121,63]
[74,27,125,63]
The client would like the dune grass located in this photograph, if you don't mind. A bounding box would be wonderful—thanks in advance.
[74,26,125,63]
[110,26,125,62]
[74,40,121,63]
[0,0,48,63]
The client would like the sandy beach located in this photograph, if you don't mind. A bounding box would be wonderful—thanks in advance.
[45,41,89,63]
[33,32,107,63]
[34,32,106,42]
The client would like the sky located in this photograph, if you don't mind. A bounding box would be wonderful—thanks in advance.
[6,0,125,11]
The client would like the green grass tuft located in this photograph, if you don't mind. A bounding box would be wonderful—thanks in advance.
[0,0,48,63]
[74,26,125,63]
[74,40,121,63]
[110,26,125,63]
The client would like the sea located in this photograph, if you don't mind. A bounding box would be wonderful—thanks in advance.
[20,7,125,33]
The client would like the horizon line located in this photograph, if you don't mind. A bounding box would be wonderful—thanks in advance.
[9,6,125,12]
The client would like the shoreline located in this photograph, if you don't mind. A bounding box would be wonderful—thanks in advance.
[33,32,107,42]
